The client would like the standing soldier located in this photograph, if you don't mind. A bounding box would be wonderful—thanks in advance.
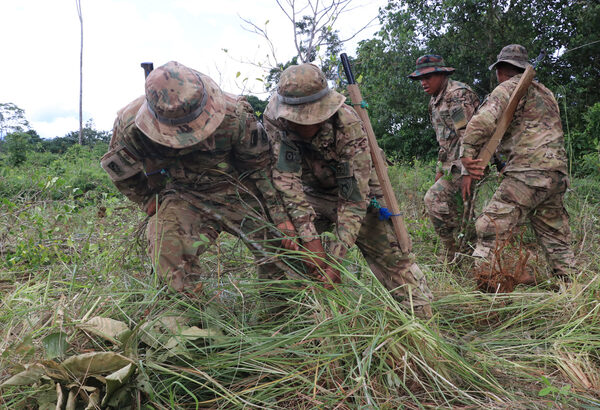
[408,55,480,259]
[461,44,575,284]
[101,61,293,294]
[263,63,433,318]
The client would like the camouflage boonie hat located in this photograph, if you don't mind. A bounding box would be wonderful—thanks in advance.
[135,61,226,149]
[268,63,345,125]
[408,54,455,79]
[489,44,530,70]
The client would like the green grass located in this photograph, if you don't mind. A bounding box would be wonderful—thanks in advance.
[0,153,599,408]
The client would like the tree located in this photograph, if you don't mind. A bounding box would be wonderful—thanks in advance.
[0,103,30,140]
[76,0,84,145]
[43,119,110,153]
[245,95,269,118]
[241,0,377,90]
[3,132,33,165]
[355,0,599,162]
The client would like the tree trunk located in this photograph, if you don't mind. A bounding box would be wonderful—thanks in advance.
[77,0,83,145]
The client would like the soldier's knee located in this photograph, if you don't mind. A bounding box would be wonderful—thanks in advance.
[475,214,499,237]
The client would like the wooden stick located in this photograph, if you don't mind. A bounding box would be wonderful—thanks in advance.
[477,65,536,165]
[341,54,411,253]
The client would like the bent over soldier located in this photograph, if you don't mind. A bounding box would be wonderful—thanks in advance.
[101,61,290,293]
[461,45,575,282]
[408,55,480,258]
[263,63,433,318]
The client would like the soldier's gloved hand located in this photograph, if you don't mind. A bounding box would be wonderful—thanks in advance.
[461,157,485,179]
[434,171,444,182]
[303,239,341,287]
[320,266,341,286]
[461,175,474,201]
[145,198,159,216]
[276,220,299,251]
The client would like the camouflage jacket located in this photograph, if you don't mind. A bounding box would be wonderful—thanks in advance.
[101,93,287,225]
[429,78,480,174]
[264,104,373,256]
[461,75,568,182]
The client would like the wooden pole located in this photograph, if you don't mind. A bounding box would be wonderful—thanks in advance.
[477,65,535,165]
[341,54,411,253]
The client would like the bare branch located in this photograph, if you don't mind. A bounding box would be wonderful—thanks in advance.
[239,15,280,67]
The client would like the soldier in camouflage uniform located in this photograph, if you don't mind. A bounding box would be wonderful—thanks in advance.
[263,63,433,317]
[101,61,292,293]
[408,55,480,257]
[461,45,575,281]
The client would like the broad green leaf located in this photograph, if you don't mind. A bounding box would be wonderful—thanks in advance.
[36,383,60,410]
[538,386,555,396]
[40,359,70,382]
[162,326,226,359]
[14,334,35,358]
[102,363,136,407]
[236,71,241,78]
[107,386,133,408]
[78,316,130,344]
[164,326,225,348]
[135,372,153,395]
[559,384,571,394]
[60,352,134,378]
[42,332,69,360]
[0,364,45,387]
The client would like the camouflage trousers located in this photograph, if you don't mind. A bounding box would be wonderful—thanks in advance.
[146,192,282,293]
[472,171,575,276]
[423,170,462,249]
[305,192,433,309]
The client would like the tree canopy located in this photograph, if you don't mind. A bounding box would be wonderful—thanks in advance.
[355,0,600,164]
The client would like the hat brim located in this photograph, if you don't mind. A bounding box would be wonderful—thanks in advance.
[267,89,346,125]
[489,59,529,71]
[135,72,226,149]
[408,66,455,79]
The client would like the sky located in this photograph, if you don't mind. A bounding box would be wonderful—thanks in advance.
[0,0,385,138]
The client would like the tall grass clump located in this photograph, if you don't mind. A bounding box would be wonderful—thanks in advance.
[1,155,599,408]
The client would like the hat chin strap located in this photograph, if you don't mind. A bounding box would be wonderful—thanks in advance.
[277,86,330,105]
[147,73,208,126]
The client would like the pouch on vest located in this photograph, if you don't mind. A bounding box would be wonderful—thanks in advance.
[101,145,143,182]
[450,106,467,130]
[276,137,301,173]
[335,161,362,201]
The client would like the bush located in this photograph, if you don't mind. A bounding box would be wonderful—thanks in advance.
[3,132,31,165]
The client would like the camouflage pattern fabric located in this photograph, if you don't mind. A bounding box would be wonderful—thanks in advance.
[489,44,530,70]
[305,192,433,309]
[135,61,227,149]
[461,73,574,276]
[423,170,463,249]
[264,103,433,309]
[425,78,479,248]
[408,54,455,79]
[147,194,282,292]
[265,104,372,254]
[461,75,568,176]
[270,63,346,125]
[102,91,288,292]
[429,79,480,174]
[472,171,574,276]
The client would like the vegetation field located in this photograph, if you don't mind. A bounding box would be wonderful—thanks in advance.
[0,147,598,409]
